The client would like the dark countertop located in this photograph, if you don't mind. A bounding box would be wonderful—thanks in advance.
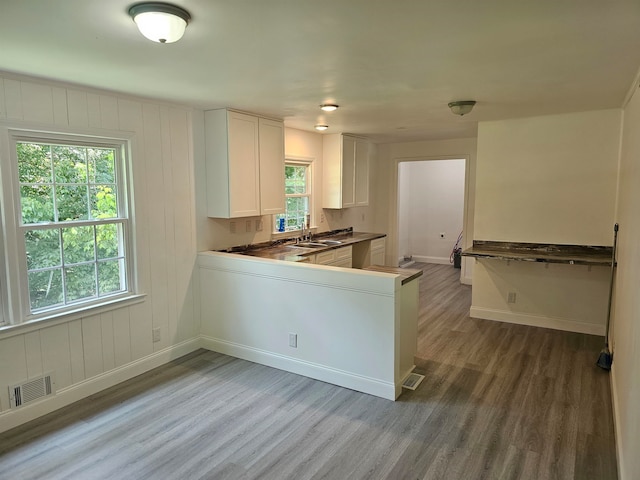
[219,229,386,262]
[462,240,614,266]
[362,265,423,285]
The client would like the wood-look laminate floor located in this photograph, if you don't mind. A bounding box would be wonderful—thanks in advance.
[0,263,617,480]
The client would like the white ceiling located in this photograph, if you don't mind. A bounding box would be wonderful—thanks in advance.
[1,0,639,143]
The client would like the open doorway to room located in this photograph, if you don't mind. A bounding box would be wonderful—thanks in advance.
[397,159,466,269]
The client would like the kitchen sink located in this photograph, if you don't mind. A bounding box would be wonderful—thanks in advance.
[290,239,344,248]
[291,242,327,248]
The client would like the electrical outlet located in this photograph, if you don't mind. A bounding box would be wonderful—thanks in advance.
[152,327,161,343]
[361,213,365,221]
[440,232,445,239]
[507,292,517,304]
[289,333,298,348]
[245,220,252,232]
[230,221,236,234]
[320,213,325,223]
[256,219,263,231]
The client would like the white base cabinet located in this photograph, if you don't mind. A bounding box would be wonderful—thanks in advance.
[205,109,284,218]
[313,245,353,268]
[353,237,386,268]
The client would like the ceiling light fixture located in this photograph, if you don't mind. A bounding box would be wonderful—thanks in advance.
[314,124,329,131]
[129,2,191,44]
[320,104,339,112]
[448,100,476,116]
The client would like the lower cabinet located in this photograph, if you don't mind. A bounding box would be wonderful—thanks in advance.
[369,238,386,266]
[352,237,386,268]
[314,246,353,268]
[297,238,386,268]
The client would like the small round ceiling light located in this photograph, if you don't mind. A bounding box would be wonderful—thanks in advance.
[129,2,191,43]
[448,100,476,116]
[320,104,339,112]
[314,124,329,131]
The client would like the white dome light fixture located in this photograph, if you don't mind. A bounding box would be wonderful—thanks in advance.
[448,100,476,116]
[129,2,191,44]
[314,124,329,131]
[320,104,339,112]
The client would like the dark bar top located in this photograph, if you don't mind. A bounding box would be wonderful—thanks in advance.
[462,240,614,266]
[362,266,423,285]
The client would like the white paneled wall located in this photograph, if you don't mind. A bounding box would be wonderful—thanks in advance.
[0,73,199,423]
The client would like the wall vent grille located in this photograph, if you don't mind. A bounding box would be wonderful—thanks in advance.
[9,373,55,408]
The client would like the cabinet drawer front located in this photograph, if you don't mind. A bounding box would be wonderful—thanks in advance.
[315,250,336,265]
[371,237,386,251]
[335,245,353,260]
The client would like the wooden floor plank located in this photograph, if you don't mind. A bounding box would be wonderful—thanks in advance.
[0,263,618,479]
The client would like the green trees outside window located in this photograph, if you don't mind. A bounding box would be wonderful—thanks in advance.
[274,163,310,232]
[17,142,128,312]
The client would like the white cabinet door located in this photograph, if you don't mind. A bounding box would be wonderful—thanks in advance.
[370,237,386,266]
[355,139,369,206]
[258,118,285,215]
[370,248,386,266]
[322,134,368,209]
[341,136,356,208]
[228,112,260,217]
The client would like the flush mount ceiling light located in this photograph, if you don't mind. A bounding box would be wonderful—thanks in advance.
[314,124,329,131]
[129,2,191,43]
[320,104,339,112]
[449,100,476,116]
[448,100,476,116]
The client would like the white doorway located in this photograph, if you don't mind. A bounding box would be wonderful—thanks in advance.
[397,159,466,266]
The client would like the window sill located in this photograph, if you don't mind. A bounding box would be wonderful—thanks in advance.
[270,227,318,240]
[0,293,147,340]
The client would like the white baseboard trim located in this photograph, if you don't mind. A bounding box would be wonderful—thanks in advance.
[201,336,397,401]
[413,255,451,265]
[0,337,202,434]
[610,364,625,480]
[469,307,605,336]
[461,276,472,285]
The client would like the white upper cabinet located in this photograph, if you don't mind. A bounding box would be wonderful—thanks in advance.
[205,109,285,218]
[322,134,369,209]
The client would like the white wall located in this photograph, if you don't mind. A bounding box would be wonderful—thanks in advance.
[471,110,621,335]
[611,82,640,480]
[0,73,200,432]
[475,110,620,244]
[375,138,477,283]
[397,160,465,264]
[196,127,379,251]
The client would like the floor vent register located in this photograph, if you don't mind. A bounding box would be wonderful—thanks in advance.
[9,373,55,408]
[401,372,425,391]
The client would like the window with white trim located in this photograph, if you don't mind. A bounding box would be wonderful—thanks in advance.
[0,130,135,325]
[274,161,311,232]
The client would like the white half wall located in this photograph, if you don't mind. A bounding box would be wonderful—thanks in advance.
[197,251,410,400]
[397,159,465,264]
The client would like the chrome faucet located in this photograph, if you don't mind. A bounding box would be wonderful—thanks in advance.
[299,213,311,242]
